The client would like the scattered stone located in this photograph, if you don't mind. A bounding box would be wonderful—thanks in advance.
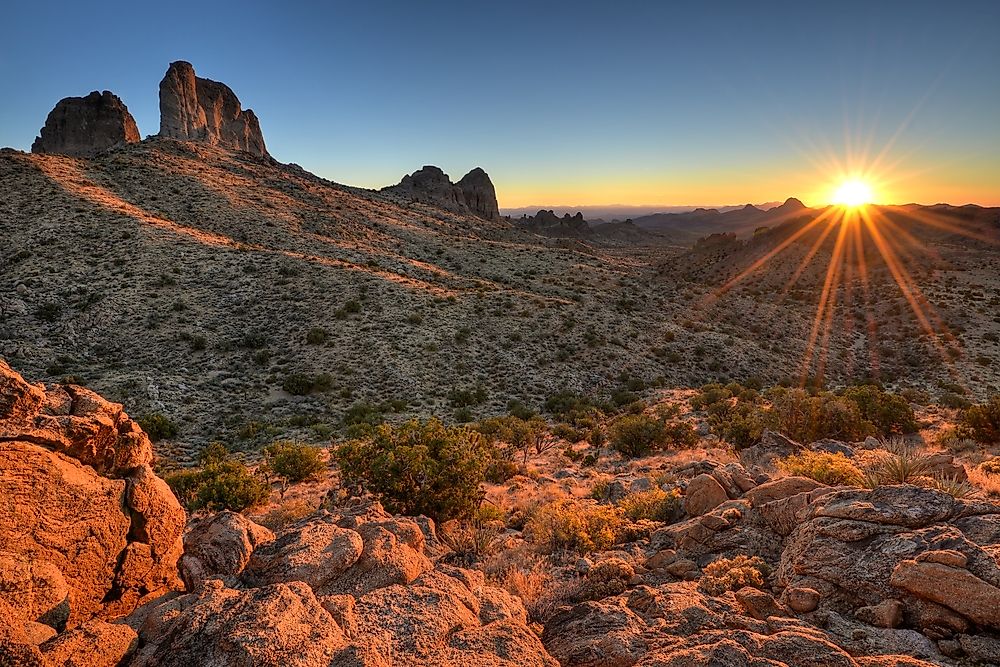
[784,587,821,613]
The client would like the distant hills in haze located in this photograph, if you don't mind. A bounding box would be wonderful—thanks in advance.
[500,202,783,221]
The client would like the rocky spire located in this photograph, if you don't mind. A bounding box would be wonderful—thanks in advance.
[158,61,268,157]
[31,91,140,157]
[457,167,499,220]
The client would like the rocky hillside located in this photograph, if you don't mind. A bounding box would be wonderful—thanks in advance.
[5,368,1000,666]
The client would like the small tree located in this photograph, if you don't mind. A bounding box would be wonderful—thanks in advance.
[166,443,269,512]
[336,418,493,522]
[609,414,665,457]
[264,441,326,486]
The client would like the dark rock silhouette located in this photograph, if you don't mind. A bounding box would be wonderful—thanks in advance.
[31,91,140,157]
[457,167,500,220]
[384,165,500,220]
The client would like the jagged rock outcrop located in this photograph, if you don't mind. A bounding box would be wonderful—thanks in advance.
[0,360,184,630]
[384,165,500,220]
[31,90,140,157]
[457,167,500,220]
[134,500,556,666]
[158,61,268,157]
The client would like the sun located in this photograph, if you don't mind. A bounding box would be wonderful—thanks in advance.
[831,179,874,208]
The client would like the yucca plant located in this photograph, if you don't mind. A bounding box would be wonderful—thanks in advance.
[929,474,975,499]
[860,438,932,487]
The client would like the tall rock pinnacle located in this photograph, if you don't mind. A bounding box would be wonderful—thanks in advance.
[158,61,268,157]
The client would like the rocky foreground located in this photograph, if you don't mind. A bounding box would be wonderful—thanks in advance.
[2,361,1000,666]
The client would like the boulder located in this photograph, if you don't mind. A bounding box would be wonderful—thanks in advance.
[890,559,1000,630]
[158,61,268,157]
[0,362,184,627]
[31,90,140,157]
[179,511,275,589]
[684,474,729,516]
[132,580,345,667]
[38,620,138,667]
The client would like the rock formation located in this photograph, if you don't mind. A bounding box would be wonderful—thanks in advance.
[133,500,556,666]
[31,91,140,157]
[0,361,184,632]
[457,167,500,220]
[158,61,268,157]
[384,165,500,220]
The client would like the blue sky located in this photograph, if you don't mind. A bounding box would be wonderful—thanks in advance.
[2,1,998,206]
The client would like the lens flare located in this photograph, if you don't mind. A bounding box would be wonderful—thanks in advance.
[832,180,874,207]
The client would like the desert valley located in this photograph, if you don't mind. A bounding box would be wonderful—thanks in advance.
[3,5,1000,666]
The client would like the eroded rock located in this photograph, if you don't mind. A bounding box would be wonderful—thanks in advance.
[31,91,140,157]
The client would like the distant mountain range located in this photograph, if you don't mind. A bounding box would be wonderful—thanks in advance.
[500,202,783,220]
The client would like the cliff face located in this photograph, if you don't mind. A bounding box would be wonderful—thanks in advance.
[31,91,140,157]
[158,61,268,157]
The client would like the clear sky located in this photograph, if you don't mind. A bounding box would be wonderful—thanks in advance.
[2,1,998,207]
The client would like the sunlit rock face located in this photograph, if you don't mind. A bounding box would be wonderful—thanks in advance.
[158,61,268,157]
[31,91,140,157]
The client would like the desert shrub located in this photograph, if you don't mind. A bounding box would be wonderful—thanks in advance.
[264,441,325,483]
[439,507,506,564]
[698,555,770,596]
[448,384,488,407]
[779,451,862,486]
[969,461,1000,496]
[336,418,493,522]
[859,441,932,487]
[929,474,975,499]
[662,420,699,448]
[479,415,555,465]
[256,499,316,530]
[618,488,682,522]
[544,390,601,425]
[708,400,766,449]
[341,401,385,432]
[485,548,582,623]
[139,412,178,442]
[958,396,1000,444]
[841,385,918,435]
[766,388,869,443]
[166,445,269,512]
[523,499,625,554]
[551,422,586,444]
[609,413,665,457]
[281,372,333,396]
[507,399,537,420]
[980,458,1000,476]
[305,327,328,345]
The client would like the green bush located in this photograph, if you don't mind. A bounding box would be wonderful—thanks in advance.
[544,390,600,425]
[281,372,333,396]
[264,441,326,483]
[609,414,665,457]
[842,385,917,435]
[139,413,178,442]
[335,418,493,522]
[305,327,328,345]
[779,451,862,486]
[166,444,269,512]
[958,396,1000,444]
